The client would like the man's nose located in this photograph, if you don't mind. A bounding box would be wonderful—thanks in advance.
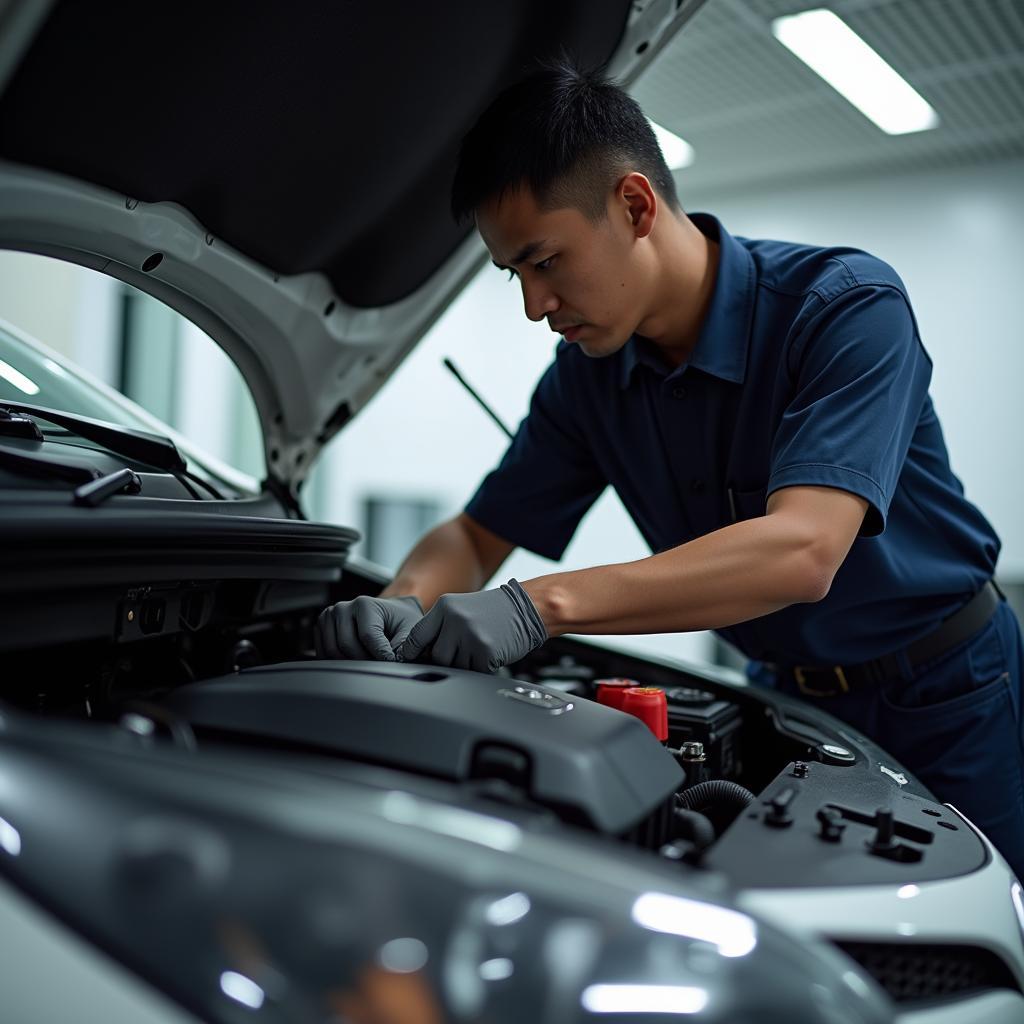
[522,278,559,322]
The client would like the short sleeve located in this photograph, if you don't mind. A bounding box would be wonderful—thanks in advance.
[768,284,932,537]
[464,352,606,560]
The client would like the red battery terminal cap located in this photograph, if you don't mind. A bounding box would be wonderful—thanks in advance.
[595,678,640,711]
[620,686,669,741]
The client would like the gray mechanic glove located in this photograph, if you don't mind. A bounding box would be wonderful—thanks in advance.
[395,579,548,673]
[315,594,423,661]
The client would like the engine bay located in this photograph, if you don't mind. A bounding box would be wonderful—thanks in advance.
[4,542,1022,1013]
[1,555,987,891]
[147,651,986,889]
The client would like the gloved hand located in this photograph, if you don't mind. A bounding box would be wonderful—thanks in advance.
[395,579,548,673]
[315,594,424,661]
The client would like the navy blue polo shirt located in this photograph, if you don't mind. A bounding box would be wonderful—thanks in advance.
[465,213,1000,665]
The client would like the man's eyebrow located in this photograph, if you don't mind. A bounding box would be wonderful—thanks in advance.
[491,239,549,270]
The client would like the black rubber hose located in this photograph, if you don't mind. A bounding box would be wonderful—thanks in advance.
[673,807,716,850]
[676,780,756,835]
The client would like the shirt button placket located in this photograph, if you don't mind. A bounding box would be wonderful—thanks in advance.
[656,374,700,540]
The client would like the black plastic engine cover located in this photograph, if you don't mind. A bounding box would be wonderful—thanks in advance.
[161,661,684,835]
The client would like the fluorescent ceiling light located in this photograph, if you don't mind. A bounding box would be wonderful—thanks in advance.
[219,972,265,1010]
[581,984,708,1015]
[650,120,695,169]
[0,357,40,395]
[772,9,939,135]
[485,891,531,926]
[632,892,757,958]
[0,816,21,857]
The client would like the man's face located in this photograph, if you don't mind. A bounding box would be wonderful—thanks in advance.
[476,185,648,358]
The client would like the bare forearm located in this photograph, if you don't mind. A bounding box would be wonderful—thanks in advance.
[521,513,833,637]
[380,519,490,610]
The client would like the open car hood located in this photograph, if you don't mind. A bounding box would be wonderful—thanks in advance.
[0,0,706,496]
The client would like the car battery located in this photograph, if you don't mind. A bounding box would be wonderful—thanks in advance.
[665,686,742,781]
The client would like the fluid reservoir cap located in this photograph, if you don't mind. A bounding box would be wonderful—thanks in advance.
[595,678,640,711]
[666,686,716,707]
[621,686,669,741]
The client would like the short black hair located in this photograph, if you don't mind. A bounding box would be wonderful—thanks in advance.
[451,56,681,224]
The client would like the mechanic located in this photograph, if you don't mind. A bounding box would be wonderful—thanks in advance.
[317,59,1024,877]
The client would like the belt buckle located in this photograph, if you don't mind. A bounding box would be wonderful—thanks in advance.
[794,665,849,698]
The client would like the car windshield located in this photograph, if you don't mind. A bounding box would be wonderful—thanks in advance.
[0,323,152,427]
[0,319,257,495]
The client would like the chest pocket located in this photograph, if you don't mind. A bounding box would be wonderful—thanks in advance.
[729,484,768,522]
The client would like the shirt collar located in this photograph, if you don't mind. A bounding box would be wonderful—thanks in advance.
[619,212,755,390]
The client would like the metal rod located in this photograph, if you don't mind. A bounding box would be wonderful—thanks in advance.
[442,357,515,440]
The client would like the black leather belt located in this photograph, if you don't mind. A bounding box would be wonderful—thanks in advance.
[774,581,1003,698]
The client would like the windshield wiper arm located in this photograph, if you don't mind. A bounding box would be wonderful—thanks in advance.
[73,467,143,507]
[0,443,143,504]
[0,401,187,473]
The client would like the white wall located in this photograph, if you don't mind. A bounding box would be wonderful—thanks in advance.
[684,157,1024,577]
[0,251,120,384]
[174,320,264,479]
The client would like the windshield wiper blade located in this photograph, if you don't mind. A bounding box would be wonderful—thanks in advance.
[0,401,187,473]
[0,443,100,484]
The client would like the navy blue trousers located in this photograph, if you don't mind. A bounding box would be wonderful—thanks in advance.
[751,600,1024,882]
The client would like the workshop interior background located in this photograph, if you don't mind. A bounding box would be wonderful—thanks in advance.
[2,0,1022,668]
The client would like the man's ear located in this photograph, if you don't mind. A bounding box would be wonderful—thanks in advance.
[617,172,657,240]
